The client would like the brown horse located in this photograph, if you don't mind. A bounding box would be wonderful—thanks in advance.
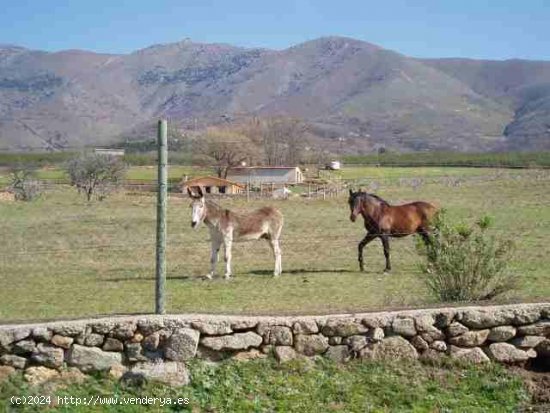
[348,189,438,272]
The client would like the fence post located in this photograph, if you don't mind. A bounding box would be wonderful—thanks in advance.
[156,119,168,315]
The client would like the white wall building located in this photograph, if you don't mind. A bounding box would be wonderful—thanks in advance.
[227,167,303,185]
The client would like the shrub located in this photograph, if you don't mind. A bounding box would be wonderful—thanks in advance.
[8,165,42,201]
[416,210,516,302]
[66,153,126,201]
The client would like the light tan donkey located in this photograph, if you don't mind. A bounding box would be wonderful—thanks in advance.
[188,187,283,279]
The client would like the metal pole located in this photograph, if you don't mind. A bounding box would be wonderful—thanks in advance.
[156,119,168,314]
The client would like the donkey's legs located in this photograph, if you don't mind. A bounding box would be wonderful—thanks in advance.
[380,235,391,273]
[206,238,222,279]
[269,239,282,277]
[223,237,233,279]
[358,233,376,272]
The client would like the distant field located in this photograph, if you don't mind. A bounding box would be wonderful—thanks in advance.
[344,150,550,168]
[0,164,530,187]
[0,167,548,322]
[0,165,210,186]
[323,165,518,181]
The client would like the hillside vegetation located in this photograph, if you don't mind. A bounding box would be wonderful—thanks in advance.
[1,37,549,152]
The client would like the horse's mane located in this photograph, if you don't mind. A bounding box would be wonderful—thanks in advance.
[356,191,390,206]
[367,193,390,206]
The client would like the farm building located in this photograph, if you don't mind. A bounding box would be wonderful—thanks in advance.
[227,166,303,185]
[94,148,125,157]
[180,176,245,194]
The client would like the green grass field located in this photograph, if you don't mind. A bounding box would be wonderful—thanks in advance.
[0,357,532,412]
[0,164,531,187]
[0,165,211,186]
[343,150,550,168]
[0,167,548,322]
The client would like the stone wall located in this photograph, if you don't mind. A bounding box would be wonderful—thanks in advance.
[1,303,549,386]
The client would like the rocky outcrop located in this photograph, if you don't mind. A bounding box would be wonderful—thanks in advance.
[294,334,329,356]
[451,347,490,364]
[68,345,123,373]
[485,343,536,364]
[201,332,262,351]
[361,336,418,360]
[127,361,190,386]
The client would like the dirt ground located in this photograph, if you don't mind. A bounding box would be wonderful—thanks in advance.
[514,363,550,411]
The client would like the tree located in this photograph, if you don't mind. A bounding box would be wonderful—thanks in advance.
[195,127,259,178]
[261,118,308,166]
[66,153,126,201]
[9,165,42,201]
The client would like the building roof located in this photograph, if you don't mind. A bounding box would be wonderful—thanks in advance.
[181,176,245,188]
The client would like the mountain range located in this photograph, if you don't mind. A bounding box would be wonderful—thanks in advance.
[1,36,549,152]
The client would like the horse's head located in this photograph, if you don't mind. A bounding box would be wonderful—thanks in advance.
[348,189,363,222]
[187,186,206,229]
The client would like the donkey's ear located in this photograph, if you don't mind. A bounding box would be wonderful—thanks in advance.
[197,186,204,197]
[349,188,354,196]
[187,187,195,198]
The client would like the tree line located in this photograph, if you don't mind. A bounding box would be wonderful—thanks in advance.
[191,117,326,178]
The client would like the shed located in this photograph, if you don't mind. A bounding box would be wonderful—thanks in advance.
[94,148,125,157]
[180,176,245,195]
[227,166,303,185]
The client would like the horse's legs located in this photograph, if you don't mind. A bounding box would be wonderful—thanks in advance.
[418,227,432,246]
[380,235,391,272]
[269,238,282,277]
[358,233,376,271]
[206,238,222,279]
[223,237,233,279]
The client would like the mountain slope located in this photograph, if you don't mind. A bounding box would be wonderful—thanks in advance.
[0,37,548,152]
[422,58,550,150]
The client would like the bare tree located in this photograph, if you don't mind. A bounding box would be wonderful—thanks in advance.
[66,153,126,201]
[194,127,259,178]
[261,118,308,166]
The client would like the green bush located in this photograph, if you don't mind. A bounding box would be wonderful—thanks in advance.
[8,165,42,201]
[417,210,517,302]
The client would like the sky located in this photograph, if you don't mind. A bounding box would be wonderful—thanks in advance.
[0,0,549,60]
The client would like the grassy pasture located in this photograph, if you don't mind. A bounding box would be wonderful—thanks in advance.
[344,150,550,168]
[0,358,531,412]
[0,167,549,322]
[0,165,210,186]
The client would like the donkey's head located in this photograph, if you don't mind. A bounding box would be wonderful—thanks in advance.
[187,186,206,229]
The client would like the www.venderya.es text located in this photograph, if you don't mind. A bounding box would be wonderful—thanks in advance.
[11,395,190,407]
